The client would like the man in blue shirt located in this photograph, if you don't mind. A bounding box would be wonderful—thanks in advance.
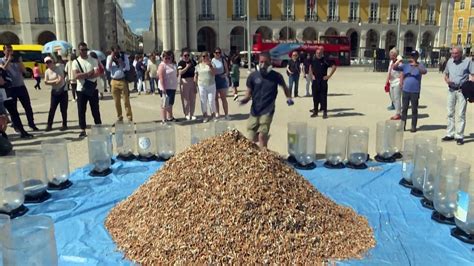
[106,45,133,122]
[392,50,427,133]
[442,46,474,145]
[240,52,293,148]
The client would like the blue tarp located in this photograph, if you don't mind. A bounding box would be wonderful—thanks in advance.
[24,159,474,266]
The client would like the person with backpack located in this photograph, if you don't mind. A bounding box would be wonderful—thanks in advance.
[212,48,230,120]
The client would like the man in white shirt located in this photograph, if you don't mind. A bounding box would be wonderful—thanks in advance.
[71,42,102,138]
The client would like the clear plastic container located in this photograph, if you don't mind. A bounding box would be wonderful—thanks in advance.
[88,134,111,175]
[16,150,50,203]
[325,126,348,166]
[0,157,25,214]
[433,156,462,219]
[412,144,441,192]
[41,139,71,189]
[287,122,306,159]
[156,123,175,160]
[115,121,136,160]
[215,120,235,136]
[0,215,58,266]
[346,126,369,167]
[191,123,215,145]
[401,139,415,182]
[375,120,397,160]
[136,122,157,160]
[421,145,443,201]
[387,120,404,156]
[295,125,316,167]
[91,124,114,160]
[454,170,474,236]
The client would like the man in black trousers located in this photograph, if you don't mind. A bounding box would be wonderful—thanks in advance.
[309,46,337,119]
[0,44,37,138]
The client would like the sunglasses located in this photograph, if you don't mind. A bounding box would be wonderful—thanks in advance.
[202,55,208,58]
[183,54,190,57]
[214,51,221,54]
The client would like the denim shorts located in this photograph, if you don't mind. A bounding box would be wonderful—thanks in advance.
[215,75,228,90]
[161,89,176,108]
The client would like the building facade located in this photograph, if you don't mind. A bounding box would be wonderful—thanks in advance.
[0,0,139,52]
[451,0,474,53]
[144,0,453,57]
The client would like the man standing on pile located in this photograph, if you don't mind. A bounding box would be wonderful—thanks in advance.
[240,52,293,148]
[309,46,337,119]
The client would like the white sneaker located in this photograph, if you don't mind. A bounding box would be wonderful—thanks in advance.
[203,117,209,123]
[185,115,191,120]
[191,116,197,120]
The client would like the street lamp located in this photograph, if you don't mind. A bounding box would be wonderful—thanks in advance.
[246,0,251,71]
[286,7,291,41]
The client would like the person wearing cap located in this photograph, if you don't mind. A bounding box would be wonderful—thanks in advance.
[44,56,68,131]
[442,46,474,145]
[392,50,427,133]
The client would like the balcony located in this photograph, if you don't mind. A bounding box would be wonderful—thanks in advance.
[281,15,295,21]
[425,19,436,26]
[232,14,245,21]
[257,14,272,20]
[327,16,340,22]
[368,17,381,24]
[34,17,53,24]
[0,17,15,25]
[198,14,215,21]
[348,17,360,23]
[388,18,398,24]
[407,19,418,25]
[304,14,318,21]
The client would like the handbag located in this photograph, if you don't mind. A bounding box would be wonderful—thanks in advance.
[384,81,390,93]
[75,59,97,97]
[461,80,474,103]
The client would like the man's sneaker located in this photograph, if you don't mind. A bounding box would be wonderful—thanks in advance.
[191,116,197,121]
[60,126,68,131]
[310,112,318,118]
[203,117,209,123]
[20,132,34,139]
[456,139,464,145]
[410,127,417,133]
[441,136,455,142]
[309,109,315,113]
[29,125,40,131]
[44,126,52,132]
[322,112,328,119]
[387,104,395,110]
[185,115,191,121]
[78,131,87,138]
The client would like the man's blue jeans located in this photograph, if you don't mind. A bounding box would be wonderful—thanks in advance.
[288,74,299,97]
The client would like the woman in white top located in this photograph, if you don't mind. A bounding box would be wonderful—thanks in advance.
[44,56,68,131]
[386,48,403,120]
[195,51,217,123]
[212,48,230,119]
[158,50,178,122]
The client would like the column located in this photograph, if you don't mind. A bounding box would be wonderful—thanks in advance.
[359,31,366,58]
[161,0,171,51]
[54,0,66,40]
[379,31,386,50]
[81,0,94,48]
[68,0,81,47]
[217,0,228,52]
[188,0,197,50]
[18,0,34,43]
[173,0,182,53]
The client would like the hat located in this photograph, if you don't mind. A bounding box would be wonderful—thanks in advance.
[410,50,419,58]
[44,56,53,63]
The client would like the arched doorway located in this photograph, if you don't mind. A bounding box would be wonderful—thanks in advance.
[421,31,434,56]
[0,31,20,45]
[385,30,397,52]
[366,29,379,49]
[302,27,317,41]
[347,29,359,58]
[325,27,338,36]
[279,27,295,40]
[197,27,217,52]
[255,26,272,40]
[230,26,246,54]
[404,31,416,55]
[37,31,56,45]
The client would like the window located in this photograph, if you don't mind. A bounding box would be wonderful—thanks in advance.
[408,4,417,23]
[369,1,378,19]
[306,0,317,16]
[234,0,245,16]
[459,18,464,30]
[468,33,472,44]
[389,4,398,22]
[349,0,359,20]
[283,0,293,16]
[37,0,49,18]
[472,0,474,8]
[259,0,270,15]
[328,0,337,18]
[469,17,474,28]
[201,0,212,15]
[460,0,465,10]
[457,34,462,45]
[426,5,435,23]
[0,0,10,19]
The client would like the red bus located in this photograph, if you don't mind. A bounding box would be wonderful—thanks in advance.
[251,34,351,67]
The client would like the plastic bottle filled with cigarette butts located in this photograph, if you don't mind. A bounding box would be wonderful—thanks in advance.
[346,126,369,169]
[324,125,348,169]
[136,122,158,161]
[0,215,58,266]
[375,120,398,163]
[294,124,317,170]
[410,134,438,197]
[41,139,73,190]
[156,123,175,161]
[287,122,306,165]
[431,155,462,225]
[88,134,112,177]
[91,124,115,165]
[400,138,415,188]
[16,150,51,203]
[0,157,28,218]
[115,121,136,161]
[419,145,443,209]
[451,170,474,244]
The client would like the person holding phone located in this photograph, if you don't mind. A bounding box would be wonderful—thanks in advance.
[178,48,197,120]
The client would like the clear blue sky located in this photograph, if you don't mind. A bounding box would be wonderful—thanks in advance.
[118,0,152,35]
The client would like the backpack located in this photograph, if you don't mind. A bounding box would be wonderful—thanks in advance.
[0,135,12,156]
[125,63,137,83]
